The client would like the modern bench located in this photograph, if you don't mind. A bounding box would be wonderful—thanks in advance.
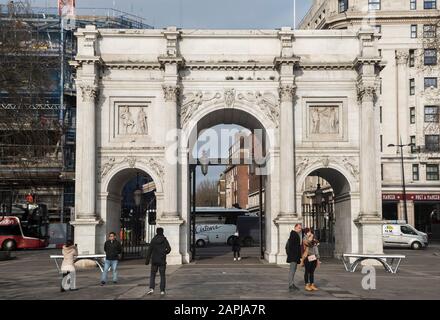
[342,253,406,274]
[50,254,106,273]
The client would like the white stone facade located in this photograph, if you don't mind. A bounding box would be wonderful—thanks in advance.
[72,25,384,264]
[301,0,440,232]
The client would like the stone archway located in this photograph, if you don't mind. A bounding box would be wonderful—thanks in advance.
[179,103,280,263]
[93,162,165,254]
[297,163,360,257]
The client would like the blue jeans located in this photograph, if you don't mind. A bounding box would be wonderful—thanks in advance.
[101,259,118,283]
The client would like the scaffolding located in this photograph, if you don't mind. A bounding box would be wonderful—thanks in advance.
[0,1,153,221]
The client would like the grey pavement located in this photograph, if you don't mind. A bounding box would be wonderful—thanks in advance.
[0,244,439,300]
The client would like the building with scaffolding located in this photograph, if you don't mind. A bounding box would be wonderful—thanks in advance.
[0,1,153,238]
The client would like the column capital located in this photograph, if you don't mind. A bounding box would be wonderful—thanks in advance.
[79,83,98,103]
[396,50,409,65]
[162,85,181,102]
[356,81,378,103]
[278,84,297,102]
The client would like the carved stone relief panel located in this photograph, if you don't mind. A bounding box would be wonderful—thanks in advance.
[303,98,347,142]
[118,105,150,136]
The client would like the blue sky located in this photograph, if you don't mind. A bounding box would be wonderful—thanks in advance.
[20,0,313,29]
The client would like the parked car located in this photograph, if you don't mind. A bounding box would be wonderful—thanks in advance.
[383,221,428,250]
[236,216,260,247]
[196,224,236,245]
[196,234,209,248]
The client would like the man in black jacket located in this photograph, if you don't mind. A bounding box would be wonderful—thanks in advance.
[145,227,171,295]
[101,232,122,285]
[285,224,302,291]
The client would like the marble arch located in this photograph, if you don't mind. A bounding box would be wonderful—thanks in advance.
[72,25,385,264]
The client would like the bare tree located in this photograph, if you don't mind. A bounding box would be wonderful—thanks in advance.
[196,179,219,207]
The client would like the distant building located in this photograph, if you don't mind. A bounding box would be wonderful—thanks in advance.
[300,0,440,238]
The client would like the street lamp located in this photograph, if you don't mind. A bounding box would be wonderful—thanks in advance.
[200,150,209,176]
[388,139,416,223]
[133,173,142,207]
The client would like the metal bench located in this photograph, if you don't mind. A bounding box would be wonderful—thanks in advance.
[342,253,406,274]
[50,254,106,273]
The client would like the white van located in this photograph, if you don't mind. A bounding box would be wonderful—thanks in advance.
[196,224,237,245]
[383,221,428,250]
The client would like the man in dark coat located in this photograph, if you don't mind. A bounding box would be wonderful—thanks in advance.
[101,232,122,285]
[145,227,171,295]
[285,223,302,291]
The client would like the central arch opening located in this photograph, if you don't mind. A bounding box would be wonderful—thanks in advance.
[187,108,272,264]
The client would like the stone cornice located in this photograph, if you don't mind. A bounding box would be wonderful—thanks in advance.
[185,61,276,71]
[158,56,185,67]
[298,62,354,71]
[70,56,103,69]
[274,56,301,67]
[103,62,162,70]
[324,10,440,28]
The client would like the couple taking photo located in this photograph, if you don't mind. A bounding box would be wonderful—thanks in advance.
[286,224,321,292]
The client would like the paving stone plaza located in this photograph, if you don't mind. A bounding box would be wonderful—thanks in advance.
[1,245,439,300]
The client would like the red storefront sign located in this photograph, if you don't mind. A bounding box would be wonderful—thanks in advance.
[382,194,440,201]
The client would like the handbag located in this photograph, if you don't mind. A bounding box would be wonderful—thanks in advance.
[307,254,317,262]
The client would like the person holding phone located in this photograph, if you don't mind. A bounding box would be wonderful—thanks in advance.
[61,240,78,292]
[101,232,122,285]
[301,228,320,292]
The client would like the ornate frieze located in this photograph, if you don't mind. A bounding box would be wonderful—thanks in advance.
[180,90,280,128]
[98,156,165,184]
[180,91,221,126]
[295,156,359,182]
[237,91,280,127]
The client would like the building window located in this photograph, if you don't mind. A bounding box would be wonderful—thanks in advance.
[381,164,384,180]
[411,25,418,38]
[424,49,438,65]
[413,164,419,181]
[424,106,439,122]
[423,24,437,38]
[409,49,415,67]
[410,78,416,95]
[427,164,439,181]
[368,0,381,10]
[410,136,417,153]
[380,135,383,152]
[424,0,437,9]
[424,77,438,89]
[425,135,440,151]
[410,107,416,124]
[338,0,349,13]
[410,0,417,9]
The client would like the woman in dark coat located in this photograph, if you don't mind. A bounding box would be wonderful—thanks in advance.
[231,232,241,261]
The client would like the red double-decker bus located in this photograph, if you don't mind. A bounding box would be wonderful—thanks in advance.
[0,204,49,251]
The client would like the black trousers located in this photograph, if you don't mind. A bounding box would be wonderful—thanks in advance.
[233,249,240,258]
[304,259,317,284]
[149,264,166,291]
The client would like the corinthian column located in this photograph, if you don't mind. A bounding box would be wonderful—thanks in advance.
[357,82,380,219]
[278,84,297,218]
[77,83,98,219]
[162,84,180,219]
